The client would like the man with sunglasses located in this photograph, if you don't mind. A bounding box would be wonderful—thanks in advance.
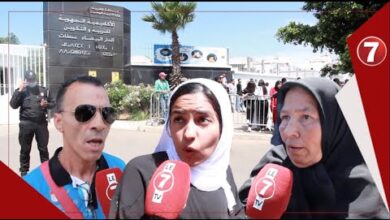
[23,75,125,219]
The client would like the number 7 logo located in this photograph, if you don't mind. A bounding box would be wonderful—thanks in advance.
[357,36,387,67]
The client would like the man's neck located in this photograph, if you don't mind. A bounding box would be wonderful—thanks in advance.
[59,148,97,184]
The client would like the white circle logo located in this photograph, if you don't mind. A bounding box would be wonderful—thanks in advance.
[356,36,387,67]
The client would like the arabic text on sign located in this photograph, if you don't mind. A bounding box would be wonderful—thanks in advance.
[102,51,117,57]
[58,33,78,40]
[61,42,84,48]
[58,49,91,56]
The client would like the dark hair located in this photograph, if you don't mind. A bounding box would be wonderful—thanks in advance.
[169,82,222,135]
[274,80,282,92]
[245,80,256,94]
[258,79,267,95]
[55,75,103,112]
[281,78,287,84]
[207,54,217,62]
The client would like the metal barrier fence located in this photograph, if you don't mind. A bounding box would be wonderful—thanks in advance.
[146,91,171,126]
[0,44,46,96]
[231,94,274,132]
[0,44,46,124]
[147,92,275,132]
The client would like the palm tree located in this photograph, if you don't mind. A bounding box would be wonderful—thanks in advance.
[143,2,196,88]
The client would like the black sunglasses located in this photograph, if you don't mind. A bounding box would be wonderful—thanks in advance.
[60,104,116,124]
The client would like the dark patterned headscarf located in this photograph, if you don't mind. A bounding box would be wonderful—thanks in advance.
[240,77,389,218]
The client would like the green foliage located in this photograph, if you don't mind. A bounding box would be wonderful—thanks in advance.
[276,2,386,76]
[0,32,20,44]
[142,2,196,33]
[105,80,130,113]
[123,83,154,113]
[105,81,154,121]
[143,2,197,88]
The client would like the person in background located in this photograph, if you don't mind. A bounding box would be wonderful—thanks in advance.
[10,70,55,177]
[236,78,244,112]
[227,79,237,112]
[281,77,287,85]
[215,73,229,93]
[242,79,257,132]
[257,79,269,131]
[239,77,389,218]
[154,71,170,124]
[265,81,270,95]
[24,75,125,219]
[110,78,244,219]
[270,80,282,127]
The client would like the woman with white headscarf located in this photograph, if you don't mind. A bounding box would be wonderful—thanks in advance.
[110,78,244,219]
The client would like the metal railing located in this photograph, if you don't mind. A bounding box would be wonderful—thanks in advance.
[1,44,46,125]
[147,92,275,132]
[232,94,274,132]
[146,91,171,126]
[0,44,46,96]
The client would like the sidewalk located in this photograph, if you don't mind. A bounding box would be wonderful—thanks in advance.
[1,119,273,141]
[1,119,273,187]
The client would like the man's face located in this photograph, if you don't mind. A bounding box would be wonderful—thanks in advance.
[53,82,112,162]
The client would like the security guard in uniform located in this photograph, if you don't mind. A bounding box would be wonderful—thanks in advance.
[9,70,55,176]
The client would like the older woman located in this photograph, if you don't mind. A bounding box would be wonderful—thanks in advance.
[110,78,243,219]
[239,77,389,218]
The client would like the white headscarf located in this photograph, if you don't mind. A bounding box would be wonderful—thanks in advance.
[154,78,236,211]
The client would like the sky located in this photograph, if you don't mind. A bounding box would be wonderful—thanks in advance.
[0,1,335,66]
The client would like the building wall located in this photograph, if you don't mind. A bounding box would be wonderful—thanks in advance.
[43,2,130,98]
[128,65,232,86]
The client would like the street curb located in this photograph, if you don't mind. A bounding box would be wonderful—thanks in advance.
[2,121,271,142]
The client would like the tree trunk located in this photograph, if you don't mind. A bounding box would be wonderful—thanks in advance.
[170,30,182,89]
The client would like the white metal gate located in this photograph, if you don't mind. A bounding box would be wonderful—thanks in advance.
[0,44,46,124]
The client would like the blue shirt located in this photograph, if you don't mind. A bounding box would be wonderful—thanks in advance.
[24,147,125,219]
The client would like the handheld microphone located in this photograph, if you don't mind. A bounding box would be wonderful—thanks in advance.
[145,160,191,219]
[95,168,123,218]
[246,163,293,219]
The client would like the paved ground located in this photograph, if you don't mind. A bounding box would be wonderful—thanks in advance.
[0,120,273,188]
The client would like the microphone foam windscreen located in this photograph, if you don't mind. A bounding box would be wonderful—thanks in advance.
[95,168,122,218]
[246,163,293,219]
[145,160,191,219]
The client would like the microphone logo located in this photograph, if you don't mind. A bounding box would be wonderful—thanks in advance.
[253,167,278,210]
[105,173,118,200]
[152,162,176,203]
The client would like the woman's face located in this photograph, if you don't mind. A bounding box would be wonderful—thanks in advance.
[279,87,322,168]
[169,92,221,166]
